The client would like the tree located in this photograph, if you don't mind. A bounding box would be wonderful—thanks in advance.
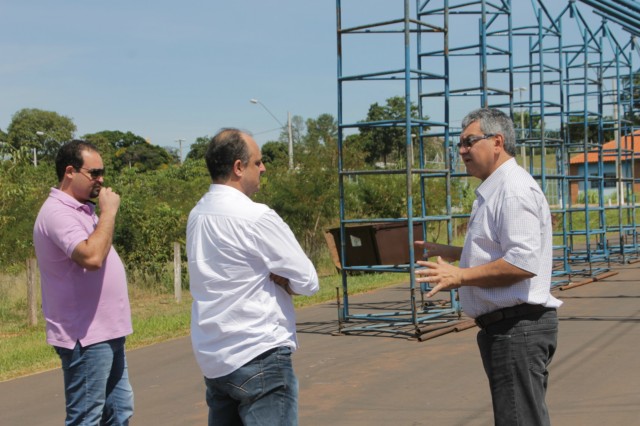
[83,130,177,172]
[304,113,338,168]
[357,96,420,166]
[83,132,117,172]
[566,115,615,144]
[620,71,640,124]
[261,141,289,165]
[6,108,76,163]
[84,130,147,149]
[512,110,542,137]
[114,143,177,172]
[186,136,211,161]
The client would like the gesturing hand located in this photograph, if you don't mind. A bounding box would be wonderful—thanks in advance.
[414,257,464,297]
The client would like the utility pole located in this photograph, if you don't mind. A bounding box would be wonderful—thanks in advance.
[514,87,527,168]
[250,98,294,170]
[287,112,293,170]
[35,131,47,167]
[175,139,185,164]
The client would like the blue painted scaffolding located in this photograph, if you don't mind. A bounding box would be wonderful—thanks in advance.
[334,0,639,338]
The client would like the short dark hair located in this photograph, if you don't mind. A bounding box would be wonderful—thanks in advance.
[55,140,100,182]
[461,108,517,156]
[205,128,251,181]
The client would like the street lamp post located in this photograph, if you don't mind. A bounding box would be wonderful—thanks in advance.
[514,87,527,168]
[250,98,293,169]
[34,131,47,167]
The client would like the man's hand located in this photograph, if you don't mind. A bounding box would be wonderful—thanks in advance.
[97,187,121,216]
[270,273,296,295]
[414,257,464,297]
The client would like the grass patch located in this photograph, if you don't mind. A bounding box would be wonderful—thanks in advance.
[0,269,405,382]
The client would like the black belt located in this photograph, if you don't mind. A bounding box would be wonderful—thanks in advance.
[475,303,554,329]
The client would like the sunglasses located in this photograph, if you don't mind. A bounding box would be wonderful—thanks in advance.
[457,134,495,150]
[76,167,105,179]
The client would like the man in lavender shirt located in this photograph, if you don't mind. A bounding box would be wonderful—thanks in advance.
[33,140,134,425]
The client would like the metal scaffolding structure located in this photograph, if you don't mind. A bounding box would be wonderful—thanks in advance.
[334,0,639,338]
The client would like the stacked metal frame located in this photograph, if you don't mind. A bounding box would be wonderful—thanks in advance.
[335,0,461,338]
[508,1,571,285]
[597,26,639,263]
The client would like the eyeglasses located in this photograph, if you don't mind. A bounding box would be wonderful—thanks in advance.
[76,167,105,179]
[457,134,495,150]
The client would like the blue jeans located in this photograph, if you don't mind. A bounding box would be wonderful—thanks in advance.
[477,309,558,426]
[54,337,134,426]
[204,346,299,426]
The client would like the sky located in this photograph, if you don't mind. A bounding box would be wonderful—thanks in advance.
[1,1,636,159]
[0,1,337,156]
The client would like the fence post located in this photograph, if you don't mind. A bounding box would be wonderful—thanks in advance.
[27,257,38,326]
[173,242,182,303]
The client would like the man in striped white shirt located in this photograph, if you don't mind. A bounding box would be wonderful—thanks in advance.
[415,108,562,426]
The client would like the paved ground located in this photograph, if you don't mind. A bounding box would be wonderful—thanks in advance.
[2,262,639,425]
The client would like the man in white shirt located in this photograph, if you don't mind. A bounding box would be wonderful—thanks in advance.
[414,108,562,426]
[187,128,319,426]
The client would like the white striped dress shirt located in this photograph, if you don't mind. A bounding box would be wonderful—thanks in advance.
[458,158,562,318]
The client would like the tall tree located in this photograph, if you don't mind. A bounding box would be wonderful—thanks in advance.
[83,130,147,149]
[261,141,289,166]
[304,113,338,168]
[114,143,177,172]
[566,115,615,144]
[358,96,420,166]
[186,136,211,161]
[6,108,76,163]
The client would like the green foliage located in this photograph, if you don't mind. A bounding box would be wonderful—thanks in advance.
[6,108,76,163]
[357,96,421,166]
[110,161,209,277]
[513,110,542,134]
[84,130,147,149]
[84,130,177,172]
[344,174,408,219]
[114,143,177,172]
[577,189,600,204]
[566,115,615,144]
[185,135,211,161]
[0,162,56,265]
[256,159,338,262]
[0,108,453,293]
[261,141,289,166]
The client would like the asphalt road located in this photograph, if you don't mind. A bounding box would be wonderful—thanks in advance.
[2,262,639,425]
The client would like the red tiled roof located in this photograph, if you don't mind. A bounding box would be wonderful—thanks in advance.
[569,131,640,164]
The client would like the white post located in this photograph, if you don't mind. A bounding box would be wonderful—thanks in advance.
[173,242,182,303]
[287,112,294,170]
[27,258,38,326]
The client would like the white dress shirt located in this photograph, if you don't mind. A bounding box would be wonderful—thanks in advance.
[187,184,319,379]
[459,158,562,318]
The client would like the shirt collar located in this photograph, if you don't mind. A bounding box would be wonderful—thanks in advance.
[49,188,95,214]
[475,157,517,201]
[209,183,251,200]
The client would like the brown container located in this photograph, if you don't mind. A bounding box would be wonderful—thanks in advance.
[325,223,424,269]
